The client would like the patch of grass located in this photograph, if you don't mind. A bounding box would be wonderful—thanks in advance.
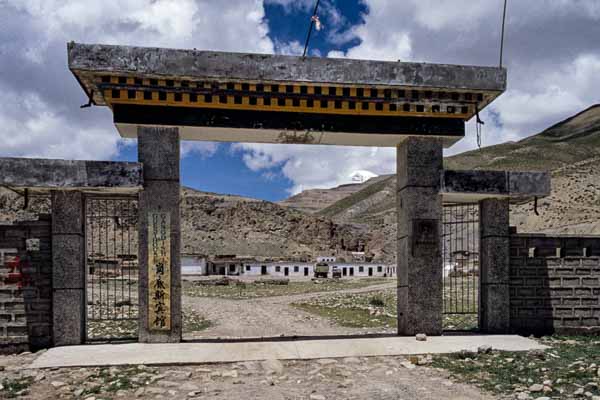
[82,366,147,395]
[432,336,600,398]
[183,308,212,332]
[294,303,396,328]
[369,295,385,307]
[292,281,479,331]
[1,377,33,398]
[292,288,397,329]
[183,278,390,300]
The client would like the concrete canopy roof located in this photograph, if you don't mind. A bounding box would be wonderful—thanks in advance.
[441,170,551,203]
[68,42,506,148]
[0,158,143,194]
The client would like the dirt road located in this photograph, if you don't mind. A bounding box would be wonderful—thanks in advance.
[183,282,396,339]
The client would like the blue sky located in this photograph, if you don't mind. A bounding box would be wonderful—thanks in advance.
[2,0,599,202]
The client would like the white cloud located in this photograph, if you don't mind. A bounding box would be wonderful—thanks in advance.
[326,1,412,61]
[448,53,600,155]
[0,85,120,160]
[0,0,274,161]
[181,142,220,158]
[274,40,304,56]
[233,144,396,194]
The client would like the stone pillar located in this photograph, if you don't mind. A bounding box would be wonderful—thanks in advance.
[479,198,510,333]
[138,126,182,343]
[51,191,85,346]
[396,137,443,335]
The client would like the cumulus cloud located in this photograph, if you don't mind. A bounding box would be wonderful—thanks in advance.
[0,0,274,161]
[236,0,600,190]
[232,143,396,195]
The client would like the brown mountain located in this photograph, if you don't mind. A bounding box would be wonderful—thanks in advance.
[2,105,598,262]
[278,105,600,261]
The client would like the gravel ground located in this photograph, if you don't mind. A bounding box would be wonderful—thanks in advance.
[0,351,497,400]
[183,282,396,339]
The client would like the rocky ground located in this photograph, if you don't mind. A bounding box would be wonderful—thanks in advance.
[434,336,600,400]
[3,336,599,400]
[0,351,495,400]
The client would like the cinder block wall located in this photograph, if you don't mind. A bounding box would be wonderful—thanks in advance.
[0,216,53,352]
[510,234,600,335]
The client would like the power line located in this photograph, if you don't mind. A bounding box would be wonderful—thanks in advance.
[499,0,508,67]
[302,0,321,58]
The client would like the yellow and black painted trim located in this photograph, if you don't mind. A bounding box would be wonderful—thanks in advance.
[96,75,488,119]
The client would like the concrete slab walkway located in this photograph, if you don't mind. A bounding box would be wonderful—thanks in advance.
[30,335,546,369]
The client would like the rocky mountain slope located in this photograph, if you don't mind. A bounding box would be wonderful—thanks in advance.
[277,105,600,261]
[0,187,369,260]
[1,105,597,263]
[180,187,369,259]
[277,176,388,214]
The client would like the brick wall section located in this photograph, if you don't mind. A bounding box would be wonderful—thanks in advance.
[0,215,53,352]
[510,234,600,335]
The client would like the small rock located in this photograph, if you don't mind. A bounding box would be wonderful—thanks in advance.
[416,333,427,341]
[145,387,166,395]
[534,397,550,400]
[477,345,492,354]
[222,370,238,378]
[73,388,84,396]
[262,359,284,375]
[400,361,416,370]
[574,388,585,396]
[586,382,599,389]
[180,382,200,391]
[51,381,67,388]
[188,391,202,397]
[417,355,432,365]
[134,387,145,397]
[310,395,326,400]
[529,384,544,392]
[317,359,338,366]
[168,390,178,396]
[516,393,529,400]
[0,383,4,391]
[158,380,180,388]
[408,355,420,364]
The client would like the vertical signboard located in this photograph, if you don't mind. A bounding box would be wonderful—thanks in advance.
[148,212,171,330]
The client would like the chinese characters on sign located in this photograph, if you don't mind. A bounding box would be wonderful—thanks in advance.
[148,212,171,330]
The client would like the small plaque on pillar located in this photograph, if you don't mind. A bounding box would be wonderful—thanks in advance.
[412,219,439,256]
[148,211,171,331]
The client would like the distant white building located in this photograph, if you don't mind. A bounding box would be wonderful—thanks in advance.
[183,254,396,279]
[181,254,207,275]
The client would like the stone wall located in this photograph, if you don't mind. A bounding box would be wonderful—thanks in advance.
[0,216,53,352]
[510,233,600,335]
